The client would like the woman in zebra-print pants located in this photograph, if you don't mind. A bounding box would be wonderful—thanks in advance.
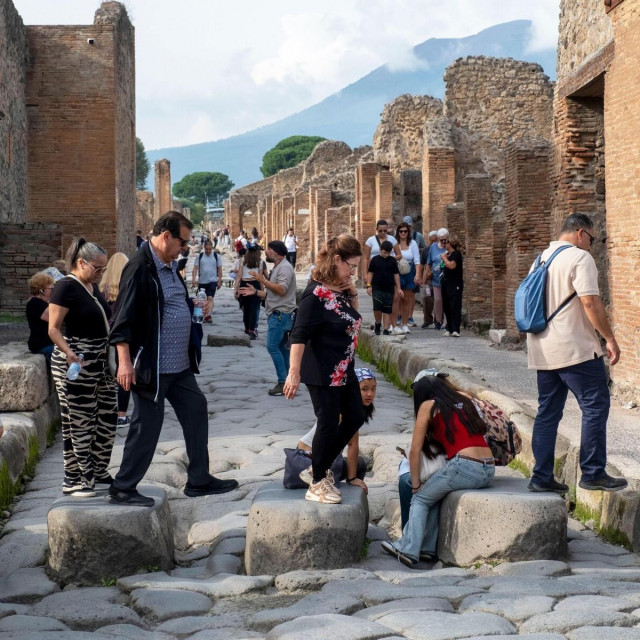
[49,238,117,498]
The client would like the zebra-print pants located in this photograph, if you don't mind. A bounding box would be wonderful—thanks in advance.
[51,336,117,489]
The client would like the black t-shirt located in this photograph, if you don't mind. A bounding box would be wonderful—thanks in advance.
[290,280,362,387]
[443,249,463,286]
[26,297,53,353]
[49,277,112,339]
[368,255,399,292]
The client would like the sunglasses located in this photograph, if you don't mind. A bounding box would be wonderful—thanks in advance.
[171,233,189,248]
[398,229,409,233]
[81,260,106,274]
[581,229,595,247]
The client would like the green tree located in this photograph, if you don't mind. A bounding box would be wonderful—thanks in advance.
[177,198,205,226]
[135,137,151,190]
[260,135,326,177]
[172,172,234,205]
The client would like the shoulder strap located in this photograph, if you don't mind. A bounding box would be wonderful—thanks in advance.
[541,245,578,323]
[375,235,381,248]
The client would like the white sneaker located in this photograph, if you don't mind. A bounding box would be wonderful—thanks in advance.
[299,465,313,486]
[392,326,405,335]
[305,478,342,504]
[325,469,341,496]
[402,325,411,334]
[451,331,460,337]
[442,331,451,337]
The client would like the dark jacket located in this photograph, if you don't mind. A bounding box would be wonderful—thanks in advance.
[109,242,202,401]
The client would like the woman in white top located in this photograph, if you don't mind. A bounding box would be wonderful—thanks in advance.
[234,245,263,339]
[395,221,421,335]
[283,228,298,268]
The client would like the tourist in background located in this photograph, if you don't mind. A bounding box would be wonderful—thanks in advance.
[234,244,263,339]
[250,227,260,245]
[440,234,463,337]
[48,238,116,498]
[363,219,401,272]
[366,239,403,335]
[99,252,130,427]
[26,272,55,362]
[402,216,426,328]
[283,228,299,268]
[394,221,421,335]
[192,240,223,322]
[284,234,364,504]
[176,246,190,280]
[382,370,494,567]
[423,228,448,331]
[418,231,438,328]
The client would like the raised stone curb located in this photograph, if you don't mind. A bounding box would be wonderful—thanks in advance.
[207,334,251,347]
[0,343,49,412]
[47,485,174,585]
[245,481,369,575]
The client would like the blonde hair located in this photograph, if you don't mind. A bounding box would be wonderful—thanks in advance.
[312,234,362,285]
[99,252,128,303]
[29,272,54,296]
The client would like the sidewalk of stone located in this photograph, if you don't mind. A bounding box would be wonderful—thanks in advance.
[1,247,640,638]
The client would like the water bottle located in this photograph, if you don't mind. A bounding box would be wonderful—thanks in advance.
[192,289,206,324]
[66,354,84,381]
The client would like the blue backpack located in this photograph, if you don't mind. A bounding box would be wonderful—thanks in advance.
[514,245,577,334]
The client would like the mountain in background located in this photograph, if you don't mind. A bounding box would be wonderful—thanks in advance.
[147,20,556,189]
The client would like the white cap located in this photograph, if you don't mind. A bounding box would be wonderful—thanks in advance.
[437,227,449,238]
[428,230,438,237]
[402,216,413,225]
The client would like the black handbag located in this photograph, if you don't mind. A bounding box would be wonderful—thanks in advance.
[283,448,343,489]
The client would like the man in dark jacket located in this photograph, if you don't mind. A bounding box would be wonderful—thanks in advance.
[108,211,238,506]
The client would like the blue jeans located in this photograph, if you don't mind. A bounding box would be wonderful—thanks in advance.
[266,311,293,383]
[398,472,440,535]
[394,456,494,561]
[532,356,610,484]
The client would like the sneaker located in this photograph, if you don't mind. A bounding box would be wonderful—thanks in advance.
[442,331,451,337]
[374,323,381,336]
[299,465,313,486]
[305,477,342,504]
[528,479,569,494]
[108,488,155,507]
[383,329,391,336]
[392,326,405,336]
[184,477,239,497]
[249,331,257,341]
[579,473,628,492]
[117,416,130,427]
[434,322,442,330]
[451,331,460,337]
[407,318,417,327]
[62,481,85,495]
[67,487,96,498]
[402,325,411,334]
[325,469,341,496]
[381,541,416,568]
[268,382,285,396]
[422,323,434,329]
[419,552,435,562]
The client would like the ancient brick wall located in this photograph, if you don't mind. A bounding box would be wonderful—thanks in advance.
[325,206,353,240]
[400,170,422,226]
[0,222,62,313]
[446,203,465,246]
[135,190,154,236]
[154,159,171,221]
[0,0,28,224]
[557,0,614,80]
[492,220,507,329]
[25,4,135,258]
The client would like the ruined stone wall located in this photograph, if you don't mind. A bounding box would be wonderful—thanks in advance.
[557,0,614,81]
[0,0,28,224]
[0,222,62,313]
[154,159,171,221]
[135,190,154,236]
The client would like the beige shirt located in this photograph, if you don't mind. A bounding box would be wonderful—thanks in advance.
[527,241,603,370]
[265,258,297,315]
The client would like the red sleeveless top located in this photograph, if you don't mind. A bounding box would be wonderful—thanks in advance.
[431,409,487,459]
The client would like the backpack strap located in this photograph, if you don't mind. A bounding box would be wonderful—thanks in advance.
[541,245,578,323]
[374,235,381,248]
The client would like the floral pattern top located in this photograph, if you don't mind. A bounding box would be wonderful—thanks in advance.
[290,280,362,386]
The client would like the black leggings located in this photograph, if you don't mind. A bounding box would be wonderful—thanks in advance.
[442,280,463,333]
[306,381,366,482]
[239,279,262,331]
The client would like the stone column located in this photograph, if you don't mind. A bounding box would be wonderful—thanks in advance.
[154,159,171,221]
[375,169,393,222]
[422,147,455,231]
[446,202,465,245]
[492,220,507,329]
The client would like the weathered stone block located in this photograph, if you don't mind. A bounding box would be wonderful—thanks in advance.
[245,481,368,576]
[437,475,568,565]
[47,485,174,585]
[0,343,49,412]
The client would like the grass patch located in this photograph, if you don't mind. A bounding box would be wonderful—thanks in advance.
[598,524,632,551]
[360,537,371,560]
[0,462,13,511]
[553,457,566,479]
[100,576,117,587]
[507,458,531,478]
[0,312,22,323]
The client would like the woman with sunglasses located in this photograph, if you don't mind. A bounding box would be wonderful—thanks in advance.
[49,238,117,498]
[284,234,365,504]
[440,233,464,337]
[394,221,421,335]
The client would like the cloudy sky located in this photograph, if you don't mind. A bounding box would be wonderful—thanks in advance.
[14,0,560,151]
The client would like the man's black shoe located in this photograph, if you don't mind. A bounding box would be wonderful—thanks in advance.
[579,473,628,492]
[268,383,284,396]
[528,479,569,494]
[107,488,155,507]
[184,477,239,497]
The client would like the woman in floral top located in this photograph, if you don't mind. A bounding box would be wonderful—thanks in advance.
[285,235,364,504]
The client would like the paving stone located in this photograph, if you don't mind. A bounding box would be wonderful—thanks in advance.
[486,576,609,597]
[274,569,376,593]
[568,539,629,556]
[0,604,28,619]
[0,632,117,639]
[27,587,143,630]
[519,609,636,634]
[567,565,640,580]
[372,610,516,639]
[374,568,471,584]
[265,613,391,640]
[1,517,48,535]
[492,560,570,578]
[0,615,68,632]
[201,553,243,576]
[129,588,213,621]
[458,593,555,621]
[94,624,174,639]
[188,630,265,640]
[353,597,454,620]
[155,613,247,637]
[0,528,48,577]
[570,553,640,567]
[0,568,61,603]
[117,573,273,599]
[214,536,246,556]
[464,636,565,640]
[188,510,248,548]
[554,594,635,612]
[567,627,640,640]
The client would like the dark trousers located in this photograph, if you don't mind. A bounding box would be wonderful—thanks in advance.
[117,384,130,413]
[306,381,366,482]
[442,280,463,333]
[286,252,297,268]
[113,369,212,493]
[239,280,261,332]
[532,356,610,484]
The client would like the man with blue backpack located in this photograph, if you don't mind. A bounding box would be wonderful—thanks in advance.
[519,213,627,494]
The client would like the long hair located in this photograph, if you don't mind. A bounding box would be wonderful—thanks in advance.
[243,245,261,269]
[65,237,106,273]
[312,234,362,285]
[99,252,129,303]
[363,401,375,423]
[395,222,411,246]
[412,375,486,459]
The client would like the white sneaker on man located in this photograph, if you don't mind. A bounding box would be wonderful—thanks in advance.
[392,326,405,335]
[442,331,451,337]
[451,331,460,337]
[402,325,411,334]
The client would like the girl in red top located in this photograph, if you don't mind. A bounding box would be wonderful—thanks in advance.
[382,370,494,566]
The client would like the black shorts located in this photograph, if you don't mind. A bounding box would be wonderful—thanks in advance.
[372,289,394,314]
[201,282,218,298]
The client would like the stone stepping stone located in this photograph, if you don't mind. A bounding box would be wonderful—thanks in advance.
[274,568,376,593]
[155,613,247,636]
[0,567,60,603]
[27,586,143,630]
[129,588,213,621]
[265,613,391,640]
[458,593,555,622]
[353,596,454,620]
[520,609,636,634]
[0,614,67,632]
